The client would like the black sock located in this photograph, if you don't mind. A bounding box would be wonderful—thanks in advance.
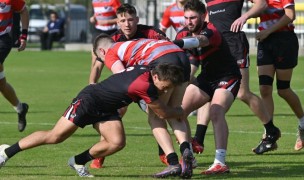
[195,125,208,145]
[264,119,276,135]
[74,149,94,165]
[180,141,190,155]
[158,144,165,155]
[4,142,22,158]
[166,152,179,165]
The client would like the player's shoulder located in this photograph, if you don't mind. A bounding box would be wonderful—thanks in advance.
[111,30,127,42]
[138,24,165,34]
[166,2,178,10]
[176,27,190,39]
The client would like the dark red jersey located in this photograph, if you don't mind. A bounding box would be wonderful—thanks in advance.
[176,22,240,81]
[76,65,158,113]
[111,24,166,42]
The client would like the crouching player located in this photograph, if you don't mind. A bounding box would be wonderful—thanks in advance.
[0,63,185,177]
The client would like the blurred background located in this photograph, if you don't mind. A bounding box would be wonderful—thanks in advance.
[25,0,304,50]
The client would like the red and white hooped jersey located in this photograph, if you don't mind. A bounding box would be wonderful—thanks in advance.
[0,0,25,36]
[105,39,184,70]
[258,0,295,32]
[92,0,121,31]
[159,3,185,32]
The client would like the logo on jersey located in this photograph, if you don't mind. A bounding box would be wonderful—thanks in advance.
[126,66,135,72]
[219,81,228,86]
[70,113,77,118]
[209,9,226,15]
[237,59,244,66]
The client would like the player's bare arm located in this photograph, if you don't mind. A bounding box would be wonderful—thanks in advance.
[18,6,29,51]
[148,99,184,120]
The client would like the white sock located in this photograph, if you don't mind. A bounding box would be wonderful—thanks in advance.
[214,149,226,165]
[299,116,304,129]
[13,102,23,113]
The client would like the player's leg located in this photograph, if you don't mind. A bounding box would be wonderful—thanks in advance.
[0,116,78,168]
[201,88,234,175]
[0,38,28,132]
[252,64,281,154]
[238,67,281,154]
[238,68,272,124]
[149,112,183,178]
[192,103,210,154]
[91,120,126,157]
[69,119,124,177]
[275,68,304,151]
[90,106,128,169]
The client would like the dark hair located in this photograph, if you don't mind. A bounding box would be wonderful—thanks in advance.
[184,0,206,15]
[116,3,137,16]
[92,33,114,56]
[151,63,184,86]
[49,10,58,18]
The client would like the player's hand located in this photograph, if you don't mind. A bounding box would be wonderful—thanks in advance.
[89,16,96,24]
[18,29,28,52]
[230,16,247,32]
[156,33,170,41]
[256,29,271,42]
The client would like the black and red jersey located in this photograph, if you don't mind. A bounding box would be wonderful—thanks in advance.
[77,65,158,112]
[205,0,244,33]
[111,24,166,42]
[176,22,240,81]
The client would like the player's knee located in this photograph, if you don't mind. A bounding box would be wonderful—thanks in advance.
[46,135,66,144]
[43,130,68,144]
[236,89,248,102]
[259,75,273,86]
[276,80,290,90]
[110,139,126,151]
[277,80,291,98]
[259,75,273,97]
[209,106,222,123]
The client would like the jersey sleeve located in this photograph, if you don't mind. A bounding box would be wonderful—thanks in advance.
[203,23,221,48]
[146,28,167,39]
[137,86,158,104]
[112,0,122,12]
[105,48,121,70]
[175,30,199,67]
[159,7,172,30]
[128,72,159,104]
[282,0,295,8]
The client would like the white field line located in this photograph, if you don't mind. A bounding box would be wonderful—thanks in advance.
[1,89,302,136]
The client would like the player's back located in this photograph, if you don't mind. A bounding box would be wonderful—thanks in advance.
[205,0,244,33]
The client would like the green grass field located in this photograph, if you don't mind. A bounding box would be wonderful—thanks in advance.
[0,50,303,179]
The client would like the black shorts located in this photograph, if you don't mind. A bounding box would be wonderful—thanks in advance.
[0,34,13,64]
[195,74,241,99]
[223,31,250,68]
[91,28,117,43]
[149,52,191,82]
[257,31,298,69]
[62,98,121,128]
